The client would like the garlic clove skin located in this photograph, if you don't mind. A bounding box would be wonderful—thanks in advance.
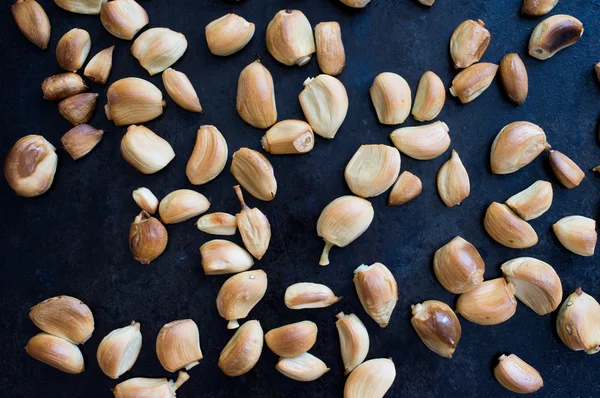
[58,93,98,126]
[335,312,369,374]
[26,333,84,374]
[369,72,412,125]
[196,213,237,236]
[186,125,228,185]
[449,62,498,103]
[433,236,485,294]
[236,60,277,129]
[97,322,142,379]
[499,53,528,105]
[84,46,114,85]
[112,371,189,398]
[449,19,490,69]
[490,121,548,174]
[344,358,396,398]
[156,319,203,372]
[159,189,210,224]
[411,300,461,358]
[436,149,470,207]
[234,185,271,260]
[456,278,517,325]
[505,180,552,221]
[230,148,277,201]
[61,124,103,160]
[56,28,91,72]
[521,0,558,16]
[412,71,445,122]
[105,78,166,126]
[261,120,314,155]
[276,353,330,382]
[205,13,255,56]
[549,150,585,189]
[200,239,254,275]
[344,144,401,198]
[484,202,538,249]
[338,0,370,8]
[529,15,583,60]
[494,354,544,394]
[265,321,317,358]
[556,287,600,354]
[299,75,348,139]
[216,270,267,329]
[12,0,50,50]
[218,320,263,376]
[121,125,175,174]
[100,0,149,41]
[29,295,94,344]
[390,121,450,160]
[388,171,422,206]
[4,135,57,198]
[285,283,341,310]
[162,68,202,113]
[131,28,188,76]
[42,73,87,101]
[55,0,106,15]
[129,211,168,264]
[553,216,597,257]
[132,187,158,214]
[266,10,315,66]
[315,22,345,76]
[354,263,398,328]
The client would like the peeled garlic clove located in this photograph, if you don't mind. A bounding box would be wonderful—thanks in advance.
[56,28,91,72]
[218,320,263,376]
[390,121,450,160]
[129,211,168,264]
[505,180,552,221]
[553,216,597,257]
[105,78,166,126]
[26,333,84,374]
[285,283,341,310]
[121,125,175,174]
[186,125,227,185]
[411,300,461,358]
[4,135,57,197]
[236,60,277,129]
[29,295,94,344]
[335,312,369,374]
[61,124,103,160]
[299,74,348,139]
[412,71,445,122]
[436,150,470,207]
[131,28,188,76]
[84,46,114,85]
[388,171,422,206]
[196,213,237,236]
[156,319,203,372]
[549,150,585,189]
[490,121,548,174]
[205,13,255,56]
[450,19,490,69]
[450,62,498,103]
[484,202,538,249]
[12,0,50,50]
[159,189,210,224]
[418,0,435,6]
[132,187,158,214]
[113,371,189,398]
[317,196,374,266]
[354,263,398,328]
[370,72,411,125]
[499,53,528,105]
[58,93,98,125]
[345,144,401,198]
[529,15,583,60]
[261,120,314,155]
[276,353,330,382]
[234,185,271,260]
[217,270,267,329]
[97,322,142,379]
[162,68,202,113]
[101,0,149,40]
[456,278,517,325]
[265,321,317,358]
[344,358,396,398]
[315,22,345,76]
[42,72,87,101]
[521,0,558,16]
[501,257,562,315]
[55,0,105,14]
[494,354,543,393]
[556,287,600,354]
[266,10,315,66]
[200,239,253,275]
[338,0,370,8]
[434,236,485,294]
[230,148,277,201]
[596,62,600,82]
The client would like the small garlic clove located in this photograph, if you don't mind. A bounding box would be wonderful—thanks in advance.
[234,185,271,260]
[12,0,50,50]
[97,322,142,379]
[113,371,189,398]
[433,236,485,294]
[529,15,583,60]
[449,19,490,69]
[411,71,445,122]
[196,213,237,236]
[338,0,371,8]
[236,60,278,129]
[285,282,341,310]
[261,120,314,155]
[216,270,268,329]
[132,187,159,214]
[436,149,470,207]
[4,135,57,197]
[265,321,318,357]
[26,333,84,374]
[490,121,548,174]
[162,68,202,113]
[266,10,315,66]
[55,0,105,15]
[186,125,228,185]
[159,189,210,224]
[105,77,166,126]
[456,278,517,325]
[58,93,98,125]
[549,150,585,189]
[218,320,263,376]
[276,353,330,382]
[369,72,412,125]
[521,0,558,16]
[129,211,168,264]
[596,62,600,82]
[418,0,435,6]
[390,121,450,160]
[61,124,104,160]
[200,239,253,275]
[344,358,396,398]
[553,216,597,256]
[42,72,87,101]
[505,180,552,221]
[56,28,91,72]
[299,75,348,139]
[156,319,203,372]
[345,144,401,198]
[100,0,149,40]
[484,202,538,249]
[556,287,600,354]
[120,125,175,174]
[449,62,498,103]
[494,354,544,394]
[205,13,255,56]
[411,300,461,358]
[316,196,374,266]
[499,53,528,105]
[131,28,188,76]
[29,295,94,344]
[230,148,277,201]
[84,46,114,85]
[315,22,345,76]
[335,312,369,374]
[353,262,398,328]
[388,171,422,206]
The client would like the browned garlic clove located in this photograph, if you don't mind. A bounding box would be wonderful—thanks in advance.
[434,236,485,294]
[484,202,538,249]
[156,319,203,372]
[84,46,114,85]
[266,10,315,66]
[549,150,585,189]
[450,19,490,69]
[120,125,175,174]
[354,263,398,328]
[97,322,142,379]
[556,287,600,354]
[494,354,544,393]
[4,135,57,197]
[56,28,91,72]
[217,270,267,329]
[449,62,498,103]
[411,300,461,358]
[131,28,188,76]
[159,189,210,224]
[196,213,237,236]
[456,278,517,325]
[285,283,341,309]
[26,333,84,374]
[42,72,87,101]
[129,211,168,264]
[388,171,422,206]
[12,0,50,50]
[335,312,369,374]
[186,125,228,185]
[490,121,548,174]
[230,148,277,201]
[61,124,103,160]
[162,68,202,113]
[499,53,528,105]
[236,60,278,129]
[505,180,552,220]
[29,295,94,344]
[113,371,189,397]
[100,0,149,40]
[105,78,166,126]
[55,0,105,15]
[344,358,396,398]
[521,0,558,16]
[390,121,450,160]
[344,144,401,198]
[369,72,412,125]
[218,320,263,376]
[234,185,271,260]
[436,149,470,207]
[529,15,583,60]
[261,120,314,155]
[58,93,98,125]
[553,216,597,256]
[338,0,370,8]
[412,71,445,122]
[265,321,317,357]
[276,353,330,382]
[315,22,345,76]
[132,187,158,214]
[299,75,348,139]
[205,13,255,56]
[200,239,253,275]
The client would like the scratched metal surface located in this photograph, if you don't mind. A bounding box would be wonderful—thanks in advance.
[0,0,599,397]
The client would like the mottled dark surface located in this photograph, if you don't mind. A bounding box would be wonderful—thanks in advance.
[1,0,599,397]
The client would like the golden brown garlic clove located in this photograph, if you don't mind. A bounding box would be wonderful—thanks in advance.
[218,320,263,376]
[236,60,277,129]
[265,321,317,357]
[315,22,345,76]
[556,287,600,354]
[196,213,237,236]
[132,187,158,214]
[388,171,422,206]
[234,185,271,260]
[549,150,585,189]
[412,71,445,122]
[261,120,314,155]
[338,0,370,8]
[335,312,369,374]
[42,73,87,101]
[162,68,202,113]
[411,300,461,358]
[449,62,498,103]
[230,148,277,201]
[276,353,330,382]
[529,15,583,60]
[29,295,94,344]
[344,358,396,398]
[26,333,84,374]
[84,46,114,85]
[105,78,166,126]
[490,121,548,174]
[12,0,50,50]
[205,13,255,56]
[354,263,398,328]
[61,124,103,160]
[266,10,315,66]
[484,202,538,249]
[159,189,210,224]
[217,270,267,329]
[156,319,203,372]
[284,283,341,310]
[494,354,544,393]
[97,322,142,379]
[436,150,470,207]
[505,180,552,221]
[521,0,558,16]
[4,135,57,197]
[299,75,348,139]
[344,144,401,198]
[499,53,528,105]
[112,371,189,397]
[389,121,450,160]
[553,216,597,256]
[456,278,517,325]
[200,239,253,275]
[131,28,188,76]
[369,72,412,125]
[58,93,98,125]
[433,236,485,294]
[120,125,175,174]
[100,0,149,40]
[450,19,490,69]
[186,125,228,185]
[55,0,105,15]
[129,211,168,264]
[56,28,91,72]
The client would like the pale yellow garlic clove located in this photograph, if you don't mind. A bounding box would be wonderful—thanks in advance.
[335,312,369,374]
[354,262,398,327]
[100,0,149,40]
[521,0,558,16]
[505,180,552,220]
[156,319,203,372]
[484,202,538,248]
[338,0,370,8]
[97,322,142,379]
[205,13,255,56]
[449,62,498,103]
[61,124,103,160]
[129,211,168,264]
[549,150,585,189]
[370,72,411,125]
[265,321,317,357]
[494,354,544,394]
[236,60,277,129]
[131,28,188,76]
[132,187,158,214]
[196,213,237,236]
[29,295,94,344]
[411,300,461,358]
[437,149,470,207]
[58,93,98,125]
[276,353,330,382]
[390,121,450,160]
[285,283,341,310]
[490,121,548,174]
[162,68,202,113]
[26,333,84,374]
[217,270,267,329]
[388,171,422,206]
[556,287,600,354]
[418,0,435,5]
[12,0,50,50]
[449,19,490,69]
[234,185,271,260]
[266,10,315,66]
[261,120,314,155]
[55,0,105,15]
[434,236,485,294]
[315,22,345,76]
[299,75,348,139]
[456,278,517,325]
[344,358,396,398]
[218,320,263,376]
[553,216,597,256]
[499,53,528,105]
[120,125,175,174]
[186,125,228,185]
[200,239,253,275]
[159,189,210,224]
[529,15,583,60]
[42,72,87,101]
[230,148,277,201]
[56,28,91,72]
[105,78,166,126]
[113,371,189,398]
[345,144,401,198]
[412,71,445,122]
[84,46,114,85]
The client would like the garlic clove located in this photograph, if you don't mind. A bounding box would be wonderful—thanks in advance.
[100,0,149,40]
[105,77,166,126]
[484,202,538,249]
[344,358,396,398]
[216,270,267,329]
[556,287,600,354]
[490,121,548,174]
[234,185,271,260]
[418,0,435,5]
[335,312,369,374]
[132,187,159,214]
[449,62,498,103]
[344,144,401,198]
[12,0,50,50]
[499,53,528,105]
[299,75,348,139]
[230,148,277,201]
[29,295,94,344]
[505,180,552,221]
[436,149,470,207]
[315,22,345,76]
[390,121,450,160]
[55,0,106,15]
[26,333,84,374]
[369,72,412,125]
[84,46,114,85]
[388,171,422,206]
[162,68,202,113]
[61,124,103,160]
[42,72,87,101]
[56,28,91,72]
[316,196,374,266]
[285,283,341,310]
[205,13,255,56]
[549,150,585,189]
[97,322,142,379]
[433,236,485,294]
[265,321,317,357]
[129,211,168,264]
[412,71,445,122]
[186,125,228,185]
[236,60,277,129]
[354,262,398,328]
[113,371,189,397]
[218,320,263,376]
[156,319,203,372]
[200,239,253,275]
[276,353,330,382]
[121,125,175,174]
[339,0,371,7]
[131,28,188,76]
[456,278,517,325]
[4,135,57,197]
[266,10,315,66]
[159,189,210,224]
[529,15,583,60]
[553,216,597,256]
[261,120,314,155]
[411,300,461,358]
[449,19,490,69]
[58,93,98,125]
[494,354,544,394]
[196,213,237,236]
[521,0,558,16]
[596,62,600,82]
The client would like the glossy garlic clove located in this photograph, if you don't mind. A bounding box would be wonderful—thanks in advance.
[335,312,369,374]
[156,319,203,372]
[261,120,314,155]
[12,0,50,50]
[97,322,142,379]
[56,28,91,72]
[58,93,98,125]
[131,28,188,76]
[4,135,57,197]
[412,71,445,122]
[83,46,114,85]
[315,22,345,76]
[42,73,87,101]
[276,353,330,382]
[217,270,267,329]
[105,78,166,126]
[129,211,168,264]
[354,262,398,327]
[449,62,498,103]
[205,13,255,56]
[234,185,271,260]
[370,72,411,125]
[339,0,370,8]
[494,354,544,394]
[112,372,189,398]
[499,53,528,105]
[390,121,450,160]
[529,15,583,60]
[60,124,103,160]
[162,68,202,113]
[236,60,277,128]
[344,144,401,198]
[55,0,105,14]
[549,150,584,189]
[433,236,485,294]
[344,358,396,398]
[26,333,84,374]
[388,171,422,205]
[484,202,538,248]
[299,74,348,139]
[490,121,548,174]
[200,239,253,275]
[284,283,341,310]
[411,300,461,358]
[521,0,558,16]
[505,180,552,221]
[218,320,263,376]
[450,19,490,69]
[132,187,158,214]
[230,148,277,201]
[120,125,175,174]
[266,10,315,66]
[556,287,600,354]
[553,216,597,256]
[436,149,470,207]
[29,295,94,344]
[265,321,317,357]
[186,125,228,185]
[159,189,210,224]
[456,278,517,325]
[196,213,237,236]
[100,0,149,40]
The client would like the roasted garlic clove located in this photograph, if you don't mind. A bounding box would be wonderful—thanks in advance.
[97,322,142,379]
[131,28,188,76]
[159,189,210,224]
[236,60,277,129]
[234,185,271,260]
[56,28,91,72]
[218,320,263,376]
[339,0,370,8]
[505,180,552,221]
[284,283,341,309]
[266,10,315,66]
[205,13,255,56]
[217,270,267,329]
[42,72,87,101]
[412,71,445,122]
[436,150,470,207]
[120,125,175,174]
[549,150,585,189]
[12,0,50,50]
[354,263,398,328]
[449,62,498,103]
[433,236,485,294]
[490,121,548,174]
[388,171,422,206]
[100,0,149,40]
[411,300,461,358]
[484,202,538,249]
[186,125,228,185]
[61,124,103,160]
[129,211,168,264]
[499,53,528,105]
[55,0,105,14]
[276,353,330,382]
[132,187,158,214]
[553,216,597,256]
[369,72,411,125]
[335,312,369,374]
[389,121,450,160]
[230,148,277,201]
[156,319,203,372]
[29,295,94,344]
[456,278,517,325]
[450,19,490,69]
[4,135,57,197]
[315,22,345,76]
[261,120,314,155]
[521,0,558,16]
[299,74,348,139]
[265,321,317,357]
[344,358,396,398]
[556,287,600,354]
[26,333,84,374]
[200,239,253,275]
[196,213,237,236]
[344,144,401,198]
[529,15,583,60]
[58,93,98,125]
[83,46,114,85]
[162,68,202,113]
[105,78,166,126]
[494,354,544,394]
[418,0,435,6]
[113,372,189,398]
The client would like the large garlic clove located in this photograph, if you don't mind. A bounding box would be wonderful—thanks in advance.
[369,72,411,125]
[265,321,317,357]
[132,187,158,214]
[449,62,498,103]
[159,189,210,224]
[4,135,57,197]
[494,354,544,394]
[549,150,585,189]
[299,74,348,139]
[162,68,202,113]
[388,171,422,206]
[276,353,330,382]
[234,185,271,260]
[501,257,562,315]
[200,239,253,275]
[236,60,277,129]
[186,125,228,185]
[129,211,168,264]
[120,125,175,174]
[131,28,188,76]
[449,19,490,69]
[61,124,104,160]
[411,300,461,358]
[266,10,315,66]
[436,149,470,207]
[412,71,445,122]
[344,358,396,398]
[433,236,485,294]
[316,196,374,266]
[205,13,255,56]
[58,93,98,125]
[55,0,106,14]
[217,270,267,329]
[113,371,189,398]
[556,287,600,354]
[218,320,263,376]
[100,0,149,40]
[26,333,84,374]
[42,72,87,101]
[490,121,548,174]
[521,0,558,16]
[484,202,538,249]
[56,28,91,72]
[97,322,142,379]
[553,216,597,256]
[315,22,345,76]
[354,262,398,328]
[83,46,114,85]
[499,53,528,105]
[335,312,369,374]
[261,120,314,155]
[105,78,166,126]
[285,283,341,310]
[456,278,517,325]
[156,319,203,372]
[230,148,277,201]
[344,144,401,198]
[390,121,450,160]
[29,295,94,344]
[505,180,552,221]
[12,0,50,50]
[196,213,237,236]
[529,15,583,60]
